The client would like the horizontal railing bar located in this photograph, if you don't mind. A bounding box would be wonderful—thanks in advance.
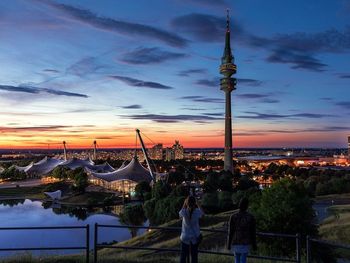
[0,247,86,251]
[309,238,350,250]
[96,245,296,262]
[96,224,297,238]
[0,226,88,230]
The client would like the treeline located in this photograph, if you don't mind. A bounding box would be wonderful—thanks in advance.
[264,163,350,196]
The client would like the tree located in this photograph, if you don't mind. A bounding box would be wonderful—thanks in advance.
[202,172,219,193]
[69,168,89,193]
[51,166,69,179]
[1,167,26,180]
[218,172,233,192]
[201,192,219,213]
[151,181,171,199]
[218,191,233,211]
[135,181,151,200]
[251,178,317,256]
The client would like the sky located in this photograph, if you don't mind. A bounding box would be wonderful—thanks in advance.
[0,0,349,149]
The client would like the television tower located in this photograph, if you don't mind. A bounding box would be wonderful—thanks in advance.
[93,140,97,160]
[220,10,237,172]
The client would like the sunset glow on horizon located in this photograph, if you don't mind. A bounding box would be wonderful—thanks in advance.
[0,0,349,149]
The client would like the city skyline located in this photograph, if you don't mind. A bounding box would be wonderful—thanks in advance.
[1,0,350,149]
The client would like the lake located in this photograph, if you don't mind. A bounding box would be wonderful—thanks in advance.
[0,199,147,258]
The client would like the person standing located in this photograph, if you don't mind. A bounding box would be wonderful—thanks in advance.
[227,197,257,263]
[179,196,203,263]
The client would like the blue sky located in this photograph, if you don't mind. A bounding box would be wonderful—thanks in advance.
[0,0,349,148]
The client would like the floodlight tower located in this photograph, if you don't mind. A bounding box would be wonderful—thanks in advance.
[93,140,97,160]
[63,141,67,160]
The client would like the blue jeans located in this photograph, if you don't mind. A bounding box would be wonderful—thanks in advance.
[232,245,249,263]
[180,242,198,263]
[234,253,247,263]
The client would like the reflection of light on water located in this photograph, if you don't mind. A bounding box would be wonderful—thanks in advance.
[0,199,147,258]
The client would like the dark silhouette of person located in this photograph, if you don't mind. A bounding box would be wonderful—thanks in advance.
[179,196,203,263]
[227,197,257,263]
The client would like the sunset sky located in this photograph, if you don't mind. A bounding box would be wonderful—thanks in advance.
[0,0,349,149]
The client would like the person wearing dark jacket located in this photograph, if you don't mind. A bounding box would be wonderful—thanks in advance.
[227,197,257,263]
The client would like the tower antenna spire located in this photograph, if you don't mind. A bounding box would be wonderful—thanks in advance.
[226,8,230,32]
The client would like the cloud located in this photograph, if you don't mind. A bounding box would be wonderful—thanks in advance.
[0,84,88,98]
[179,95,224,103]
[236,111,335,120]
[236,93,280,104]
[195,79,218,87]
[110,75,173,90]
[187,0,228,7]
[122,104,142,109]
[320,97,333,101]
[335,101,350,110]
[67,57,105,77]
[338,74,350,79]
[171,13,350,72]
[0,125,72,133]
[121,113,221,123]
[237,78,263,87]
[178,68,207,77]
[266,49,327,72]
[236,94,269,99]
[120,47,187,64]
[171,13,229,42]
[38,0,187,47]
[43,69,60,73]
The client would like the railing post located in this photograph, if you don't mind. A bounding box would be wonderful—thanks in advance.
[94,223,98,263]
[306,236,311,263]
[296,233,301,263]
[86,224,90,263]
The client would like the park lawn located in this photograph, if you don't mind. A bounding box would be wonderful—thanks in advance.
[0,185,47,199]
[320,204,350,244]
[61,191,116,205]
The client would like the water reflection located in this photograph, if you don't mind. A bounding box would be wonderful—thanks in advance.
[0,199,147,258]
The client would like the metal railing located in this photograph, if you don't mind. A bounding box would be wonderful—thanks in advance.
[0,225,90,263]
[93,223,301,263]
[306,236,350,263]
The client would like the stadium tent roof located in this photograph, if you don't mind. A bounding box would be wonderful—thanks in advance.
[87,156,152,183]
[84,162,116,173]
[60,157,94,170]
[15,157,65,176]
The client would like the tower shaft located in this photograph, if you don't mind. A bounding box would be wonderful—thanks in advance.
[224,90,233,171]
[220,10,236,173]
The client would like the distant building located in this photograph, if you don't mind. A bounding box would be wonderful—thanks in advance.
[173,140,184,160]
[149,143,163,160]
[348,135,350,158]
[165,147,175,161]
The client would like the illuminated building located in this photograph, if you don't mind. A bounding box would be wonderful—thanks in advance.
[220,10,236,172]
[149,143,163,160]
[165,147,175,161]
[173,140,184,159]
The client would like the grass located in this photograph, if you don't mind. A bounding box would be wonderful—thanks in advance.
[314,193,350,201]
[61,192,116,205]
[320,204,350,244]
[0,184,47,199]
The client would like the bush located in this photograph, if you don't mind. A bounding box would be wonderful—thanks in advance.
[201,192,219,214]
[218,191,233,211]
